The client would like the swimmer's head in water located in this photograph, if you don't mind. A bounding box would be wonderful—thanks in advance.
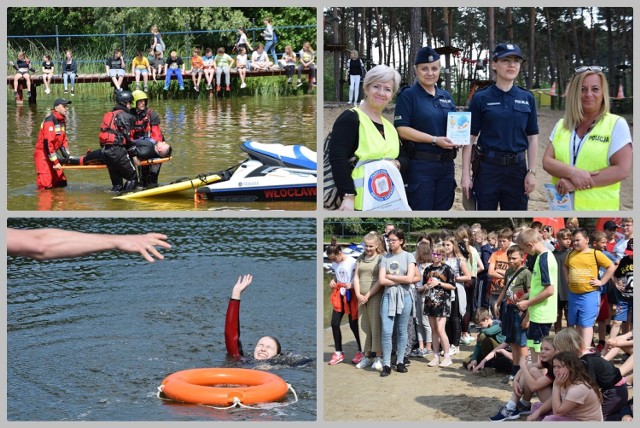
[254,335,281,360]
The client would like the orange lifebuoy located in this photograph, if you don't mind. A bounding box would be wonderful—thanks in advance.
[160,368,289,406]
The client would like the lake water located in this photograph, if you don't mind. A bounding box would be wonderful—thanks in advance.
[6,94,317,211]
[7,217,317,421]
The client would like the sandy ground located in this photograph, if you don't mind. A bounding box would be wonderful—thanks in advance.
[323,103,633,211]
[322,322,633,422]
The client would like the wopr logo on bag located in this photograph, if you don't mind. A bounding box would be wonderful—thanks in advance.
[367,169,395,202]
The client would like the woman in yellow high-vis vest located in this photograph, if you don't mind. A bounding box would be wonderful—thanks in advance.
[328,64,407,211]
[542,67,632,211]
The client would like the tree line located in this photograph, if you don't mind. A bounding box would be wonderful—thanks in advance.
[8,7,316,60]
[325,7,632,105]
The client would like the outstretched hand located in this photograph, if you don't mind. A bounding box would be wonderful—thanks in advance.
[114,232,171,262]
[231,274,253,299]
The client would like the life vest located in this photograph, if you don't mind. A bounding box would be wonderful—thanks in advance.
[551,113,620,210]
[130,110,150,140]
[99,109,127,146]
[350,108,400,210]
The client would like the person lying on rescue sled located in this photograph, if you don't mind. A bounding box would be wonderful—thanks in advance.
[224,274,313,366]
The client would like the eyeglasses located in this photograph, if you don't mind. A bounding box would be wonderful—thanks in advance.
[431,253,443,257]
[575,66,603,73]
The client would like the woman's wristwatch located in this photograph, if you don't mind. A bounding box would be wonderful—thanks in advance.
[526,169,536,176]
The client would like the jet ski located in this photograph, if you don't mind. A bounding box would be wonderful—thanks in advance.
[197,141,317,202]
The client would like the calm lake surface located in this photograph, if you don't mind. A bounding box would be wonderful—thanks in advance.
[7,93,317,211]
[7,217,317,421]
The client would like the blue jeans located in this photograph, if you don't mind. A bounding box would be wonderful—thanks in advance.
[380,289,412,367]
[63,72,75,90]
[264,40,278,65]
[164,68,184,89]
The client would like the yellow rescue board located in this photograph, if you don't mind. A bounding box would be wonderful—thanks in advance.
[113,173,222,200]
[62,157,172,170]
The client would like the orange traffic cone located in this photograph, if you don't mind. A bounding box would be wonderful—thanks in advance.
[616,84,624,99]
[549,82,556,96]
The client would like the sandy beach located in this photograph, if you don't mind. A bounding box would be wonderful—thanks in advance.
[322,322,633,422]
[323,103,633,211]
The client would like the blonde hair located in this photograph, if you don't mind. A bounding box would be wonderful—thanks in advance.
[363,65,401,96]
[350,50,359,59]
[443,236,465,260]
[553,327,584,355]
[363,231,384,255]
[515,228,541,247]
[303,42,314,53]
[563,71,610,130]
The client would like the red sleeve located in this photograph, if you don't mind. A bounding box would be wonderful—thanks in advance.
[148,110,164,142]
[42,118,60,164]
[150,125,163,142]
[224,298,242,357]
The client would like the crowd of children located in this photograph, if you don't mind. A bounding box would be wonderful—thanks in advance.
[11,21,316,98]
[326,219,633,422]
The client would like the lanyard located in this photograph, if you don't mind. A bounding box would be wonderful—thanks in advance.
[571,121,596,165]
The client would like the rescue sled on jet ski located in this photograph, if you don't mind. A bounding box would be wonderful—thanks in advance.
[196,141,317,202]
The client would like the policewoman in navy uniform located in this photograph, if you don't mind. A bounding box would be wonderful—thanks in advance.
[394,46,458,211]
[461,43,539,211]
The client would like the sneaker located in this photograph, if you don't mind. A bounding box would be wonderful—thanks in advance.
[71,90,75,96]
[216,85,221,91]
[328,352,344,365]
[27,91,31,96]
[179,87,184,91]
[461,335,473,346]
[428,356,440,367]
[287,77,292,83]
[240,82,246,89]
[515,400,531,416]
[64,90,68,94]
[424,349,435,356]
[501,374,515,384]
[206,84,212,90]
[489,405,520,422]
[396,363,408,373]
[351,351,364,365]
[117,87,123,92]
[226,85,231,91]
[355,356,373,369]
[163,86,169,91]
[371,357,383,371]
[297,81,303,87]
[144,86,148,92]
[449,345,459,356]
[409,348,423,358]
[403,357,411,367]
[439,357,453,368]
[380,365,391,377]
[194,86,199,92]
[596,343,605,353]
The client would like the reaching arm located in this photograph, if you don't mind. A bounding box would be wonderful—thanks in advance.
[225,274,253,357]
[7,228,170,262]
